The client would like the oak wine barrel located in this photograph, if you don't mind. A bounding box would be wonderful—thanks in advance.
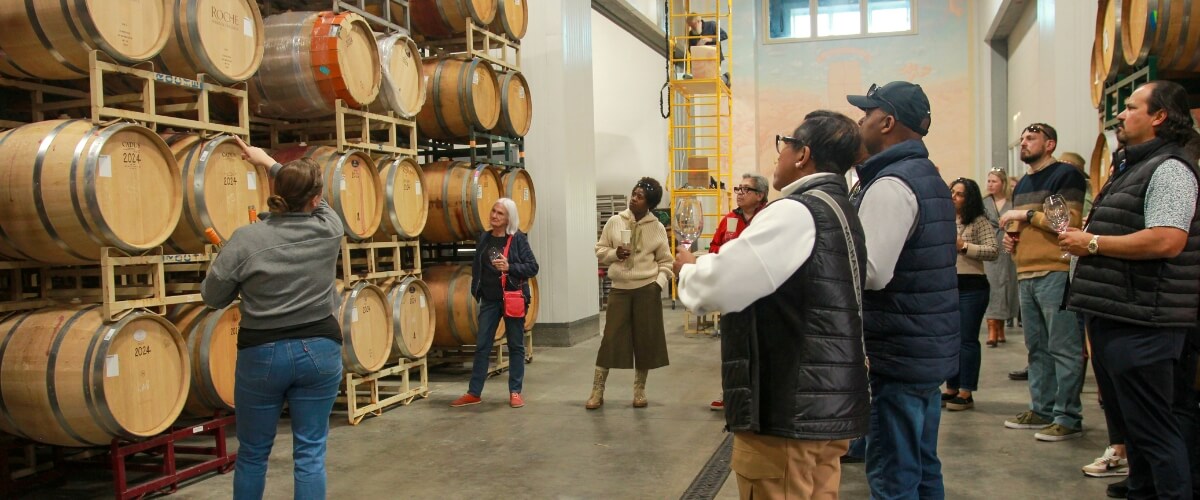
[1097,0,1128,84]
[425,264,504,347]
[163,134,270,253]
[1120,0,1200,71]
[273,145,385,241]
[167,303,240,416]
[1090,38,1105,109]
[490,0,529,40]
[1090,132,1113,198]
[493,71,532,137]
[377,156,430,239]
[524,276,539,332]
[0,0,171,80]
[0,120,182,264]
[410,0,497,39]
[371,33,427,119]
[384,277,436,359]
[416,58,500,140]
[422,161,501,243]
[500,168,536,233]
[154,0,265,85]
[0,306,189,447]
[338,281,394,374]
[250,11,381,118]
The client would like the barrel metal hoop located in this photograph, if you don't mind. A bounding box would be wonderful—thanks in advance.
[0,312,34,439]
[28,0,87,76]
[50,306,102,446]
[84,124,148,253]
[437,164,457,241]
[88,309,135,439]
[183,0,222,82]
[382,159,403,235]
[434,0,455,34]
[36,120,94,261]
[458,59,481,133]
[431,60,452,139]
[69,0,121,64]
[340,284,366,373]
[193,137,230,238]
[497,72,511,135]
[175,136,206,245]
[198,306,233,410]
[67,123,108,252]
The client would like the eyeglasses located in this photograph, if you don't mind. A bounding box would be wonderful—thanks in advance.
[776,134,802,153]
[1024,123,1057,141]
[866,83,899,116]
[733,186,760,194]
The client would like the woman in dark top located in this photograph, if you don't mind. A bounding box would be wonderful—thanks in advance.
[450,198,539,409]
[201,138,344,500]
[943,178,998,411]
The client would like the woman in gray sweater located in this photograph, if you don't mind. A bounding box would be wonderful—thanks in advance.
[201,138,344,500]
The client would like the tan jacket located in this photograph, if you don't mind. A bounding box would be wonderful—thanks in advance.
[596,210,675,290]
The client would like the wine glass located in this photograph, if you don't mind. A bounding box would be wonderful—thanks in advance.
[1043,194,1071,259]
[488,247,503,265]
[673,197,704,250]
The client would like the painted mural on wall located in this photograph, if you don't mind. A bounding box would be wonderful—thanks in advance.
[732,0,973,186]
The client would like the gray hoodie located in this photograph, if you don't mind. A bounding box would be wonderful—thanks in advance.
[201,196,344,330]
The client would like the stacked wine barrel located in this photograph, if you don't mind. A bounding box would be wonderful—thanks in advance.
[1088,0,1200,195]
[406,0,540,349]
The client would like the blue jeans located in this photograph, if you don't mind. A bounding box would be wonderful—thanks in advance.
[1018,272,1084,429]
[468,298,526,397]
[866,376,944,500]
[234,338,342,500]
[947,286,989,392]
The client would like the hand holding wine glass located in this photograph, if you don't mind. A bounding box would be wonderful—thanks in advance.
[673,197,704,251]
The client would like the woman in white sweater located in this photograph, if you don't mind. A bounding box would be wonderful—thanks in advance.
[590,177,675,409]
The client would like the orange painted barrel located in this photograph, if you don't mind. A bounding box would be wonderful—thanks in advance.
[0,0,170,79]
[250,11,381,118]
[0,306,190,447]
[384,276,436,359]
[167,303,239,416]
[410,0,497,39]
[163,134,270,253]
[370,33,426,119]
[422,161,501,243]
[154,0,265,85]
[273,145,385,241]
[338,281,393,374]
[492,71,532,137]
[425,264,502,347]
[490,0,529,40]
[416,58,500,140]
[0,120,182,264]
[377,156,429,239]
[500,168,536,233]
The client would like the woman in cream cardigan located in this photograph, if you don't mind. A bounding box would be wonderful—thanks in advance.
[591,177,675,409]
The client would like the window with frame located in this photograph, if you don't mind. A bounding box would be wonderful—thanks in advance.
[767,0,914,41]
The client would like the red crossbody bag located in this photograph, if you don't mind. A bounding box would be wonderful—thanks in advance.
[499,236,526,318]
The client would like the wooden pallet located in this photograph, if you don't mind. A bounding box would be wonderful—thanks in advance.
[339,357,430,425]
[257,99,418,156]
[428,329,534,377]
[0,247,215,321]
[420,20,521,72]
[340,238,422,283]
[0,50,249,136]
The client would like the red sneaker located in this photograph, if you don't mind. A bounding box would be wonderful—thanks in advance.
[450,393,482,407]
[710,399,724,411]
[509,393,525,408]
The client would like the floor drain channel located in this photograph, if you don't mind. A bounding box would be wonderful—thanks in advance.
[680,432,733,500]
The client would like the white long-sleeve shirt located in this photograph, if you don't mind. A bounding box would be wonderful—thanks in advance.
[857,177,918,290]
[677,174,832,315]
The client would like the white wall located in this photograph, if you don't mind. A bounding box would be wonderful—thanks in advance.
[624,0,662,24]
[591,10,670,197]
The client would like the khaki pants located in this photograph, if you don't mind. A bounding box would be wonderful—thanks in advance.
[732,432,849,500]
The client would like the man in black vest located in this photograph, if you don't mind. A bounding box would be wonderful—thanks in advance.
[674,110,869,499]
[846,81,959,498]
[1061,80,1200,499]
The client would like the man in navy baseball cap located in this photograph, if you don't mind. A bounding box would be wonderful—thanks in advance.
[847,81,932,136]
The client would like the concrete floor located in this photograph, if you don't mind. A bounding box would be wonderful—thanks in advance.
[22,307,1120,499]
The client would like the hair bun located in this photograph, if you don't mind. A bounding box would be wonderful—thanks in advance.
[267,194,290,213]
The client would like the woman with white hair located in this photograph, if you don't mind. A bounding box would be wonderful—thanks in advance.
[450,198,539,408]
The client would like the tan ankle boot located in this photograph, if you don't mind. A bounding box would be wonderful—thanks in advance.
[986,319,1001,347]
[633,369,648,408]
[585,367,608,410]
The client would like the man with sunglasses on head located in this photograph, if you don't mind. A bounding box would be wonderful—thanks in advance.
[997,122,1088,443]
[706,173,770,411]
[846,81,958,499]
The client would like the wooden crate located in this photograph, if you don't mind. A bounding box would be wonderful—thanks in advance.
[256,99,418,156]
[338,357,430,425]
[339,238,422,283]
[419,19,521,72]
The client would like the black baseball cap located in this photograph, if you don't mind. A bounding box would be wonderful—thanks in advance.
[847,81,931,136]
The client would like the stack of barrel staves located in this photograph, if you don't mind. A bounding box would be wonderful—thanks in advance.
[1089,0,1200,195]
[404,0,540,376]
[247,1,438,426]
[0,1,275,497]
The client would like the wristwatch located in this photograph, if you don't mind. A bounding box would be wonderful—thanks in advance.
[1088,235,1100,255]
[1026,209,1036,222]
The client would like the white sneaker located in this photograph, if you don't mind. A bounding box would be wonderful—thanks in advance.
[1082,446,1129,477]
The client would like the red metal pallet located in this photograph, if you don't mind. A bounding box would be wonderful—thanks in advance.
[108,413,237,499]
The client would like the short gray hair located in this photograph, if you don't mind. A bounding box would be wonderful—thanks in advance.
[495,198,520,235]
[742,173,769,197]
